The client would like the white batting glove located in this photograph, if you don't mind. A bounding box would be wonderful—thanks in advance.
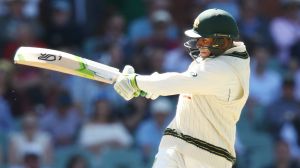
[114,65,141,101]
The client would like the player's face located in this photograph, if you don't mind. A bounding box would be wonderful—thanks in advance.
[196,38,213,58]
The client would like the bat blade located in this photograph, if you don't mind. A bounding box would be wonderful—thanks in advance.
[14,47,120,84]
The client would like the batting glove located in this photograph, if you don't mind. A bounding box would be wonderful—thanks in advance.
[114,65,142,101]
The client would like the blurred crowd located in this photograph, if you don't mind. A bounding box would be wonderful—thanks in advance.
[0,0,300,168]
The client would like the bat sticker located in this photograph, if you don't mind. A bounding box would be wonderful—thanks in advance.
[38,53,62,61]
[76,61,95,79]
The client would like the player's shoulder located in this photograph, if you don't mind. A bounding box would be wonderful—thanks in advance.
[223,41,249,59]
[218,41,250,68]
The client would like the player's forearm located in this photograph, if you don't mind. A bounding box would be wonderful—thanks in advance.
[136,72,196,96]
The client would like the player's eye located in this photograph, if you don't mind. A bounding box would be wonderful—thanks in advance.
[196,38,214,48]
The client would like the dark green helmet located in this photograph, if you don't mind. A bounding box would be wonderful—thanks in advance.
[185,8,239,39]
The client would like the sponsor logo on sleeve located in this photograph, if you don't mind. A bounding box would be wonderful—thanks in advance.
[190,72,198,77]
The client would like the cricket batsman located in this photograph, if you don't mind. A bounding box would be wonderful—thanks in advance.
[114,8,250,168]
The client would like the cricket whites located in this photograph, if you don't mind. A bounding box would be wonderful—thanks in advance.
[14,47,121,84]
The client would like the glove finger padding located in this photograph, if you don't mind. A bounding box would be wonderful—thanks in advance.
[114,80,133,100]
[114,65,141,100]
[123,65,141,97]
[123,65,135,74]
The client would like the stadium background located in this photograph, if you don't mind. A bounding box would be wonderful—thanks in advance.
[0,0,300,167]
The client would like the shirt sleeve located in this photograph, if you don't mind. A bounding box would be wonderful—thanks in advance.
[136,59,235,96]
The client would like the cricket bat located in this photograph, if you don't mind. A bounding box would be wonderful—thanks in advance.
[14,47,120,84]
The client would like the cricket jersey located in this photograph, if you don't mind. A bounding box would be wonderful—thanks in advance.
[136,42,250,167]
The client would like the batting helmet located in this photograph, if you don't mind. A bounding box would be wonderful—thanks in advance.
[184,8,239,59]
[185,8,239,39]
